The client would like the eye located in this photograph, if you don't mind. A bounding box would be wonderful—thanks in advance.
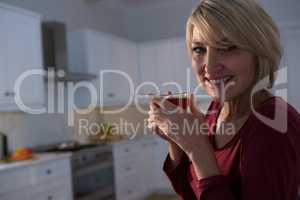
[227,45,237,51]
[192,46,206,55]
[218,45,237,52]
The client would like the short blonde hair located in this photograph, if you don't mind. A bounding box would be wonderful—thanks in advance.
[186,0,283,88]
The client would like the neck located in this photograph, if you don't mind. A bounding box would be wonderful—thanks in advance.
[221,89,273,121]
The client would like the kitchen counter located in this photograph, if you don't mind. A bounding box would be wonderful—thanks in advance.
[0,152,72,172]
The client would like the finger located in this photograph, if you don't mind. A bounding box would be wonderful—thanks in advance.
[149,101,161,112]
[188,93,203,117]
[148,109,168,122]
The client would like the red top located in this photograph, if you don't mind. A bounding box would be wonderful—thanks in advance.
[163,97,300,200]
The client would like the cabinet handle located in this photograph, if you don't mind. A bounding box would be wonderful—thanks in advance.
[95,177,100,183]
[125,148,130,153]
[107,92,115,98]
[125,167,131,171]
[4,91,15,97]
[153,141,158,146]
[4,91,10,97]
[47,195,53,200]
[127,190,133,195]
[46,169,52,175]
[82,156,87,162]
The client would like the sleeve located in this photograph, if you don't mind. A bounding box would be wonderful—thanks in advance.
[168,125,298,200]
[163,153,198,200]
[239,122,298,200]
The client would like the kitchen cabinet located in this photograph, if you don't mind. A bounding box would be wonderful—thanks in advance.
[138,37,210,109]
[112,137,173,200]
[151,138,174,192]
[281,27,300,112]
[68,30,139,107]
[138,38,200,95]
[0,154,73,200]
[0,3,44,111]
[113,140,146,200]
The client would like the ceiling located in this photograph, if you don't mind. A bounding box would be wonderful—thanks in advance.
[84,0,186,9]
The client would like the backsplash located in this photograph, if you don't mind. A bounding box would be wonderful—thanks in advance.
[72,104,150,143]
[0,112,69,153]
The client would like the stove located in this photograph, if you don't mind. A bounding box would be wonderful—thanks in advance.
[34,141,115,200]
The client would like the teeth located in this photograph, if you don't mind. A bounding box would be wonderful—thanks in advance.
[209,76,233,84]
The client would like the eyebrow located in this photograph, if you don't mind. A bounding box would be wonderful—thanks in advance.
[191,41,205,45]
[192,38,230,46]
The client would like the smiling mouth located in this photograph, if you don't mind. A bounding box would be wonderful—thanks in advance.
[204,76,235,85]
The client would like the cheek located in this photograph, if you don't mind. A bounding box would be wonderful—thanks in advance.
[232,56,256,87]
[191,58,204,76]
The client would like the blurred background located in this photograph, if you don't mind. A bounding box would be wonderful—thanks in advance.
[0,0,299,200]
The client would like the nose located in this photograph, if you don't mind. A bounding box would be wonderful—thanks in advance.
[204,47,223,77]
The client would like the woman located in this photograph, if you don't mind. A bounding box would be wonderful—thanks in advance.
[147,0,300,199]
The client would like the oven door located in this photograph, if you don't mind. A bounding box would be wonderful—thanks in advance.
[73,152,115,200]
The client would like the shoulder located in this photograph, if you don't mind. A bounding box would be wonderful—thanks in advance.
[249,96,300,135]
[241,96,300,158]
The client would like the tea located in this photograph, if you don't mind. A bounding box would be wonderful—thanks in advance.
[166,93,188,110]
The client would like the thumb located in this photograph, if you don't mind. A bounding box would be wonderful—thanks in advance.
[188,93,203,117]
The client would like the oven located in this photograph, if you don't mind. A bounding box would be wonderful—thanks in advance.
[72,144,115,200]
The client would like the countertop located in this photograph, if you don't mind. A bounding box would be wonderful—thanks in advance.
[0,152,72,173]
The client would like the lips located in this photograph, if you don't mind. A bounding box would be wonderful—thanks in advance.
[204,75,235,85]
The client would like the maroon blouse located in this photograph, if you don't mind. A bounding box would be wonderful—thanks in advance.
[163,97,300,200]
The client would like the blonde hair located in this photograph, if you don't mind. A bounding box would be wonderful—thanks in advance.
[186,0,282,88]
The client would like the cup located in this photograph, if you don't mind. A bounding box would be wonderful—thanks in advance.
[140,92,189,110]
[164,92,188,110]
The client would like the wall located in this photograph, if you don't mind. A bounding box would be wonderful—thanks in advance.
[0,112,68,152]
[0,0,128,39]
[1,0,299,42]
[123,0,300,41]
[0,0,299,152]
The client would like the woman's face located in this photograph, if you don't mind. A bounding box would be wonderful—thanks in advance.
[191,27,256,101]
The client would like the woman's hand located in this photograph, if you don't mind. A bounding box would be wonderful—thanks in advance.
[148,93,207,154]
[148,93,220,179]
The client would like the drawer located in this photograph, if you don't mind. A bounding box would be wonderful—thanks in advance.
[0,158,71,195]
[114,157,137,183]
[115,178,143,200]
[32,186,70,200]
[32,158,71,183]
[0,166,34,195]
[1,176,72,200]
[113,143,137,159]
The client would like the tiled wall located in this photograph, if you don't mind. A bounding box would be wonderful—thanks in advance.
[0,112,68,152]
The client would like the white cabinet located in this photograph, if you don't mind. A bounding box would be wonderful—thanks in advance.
[151,138,174,192]
[138,38,200,95]
[68,30,139,107]
[281,28,300,112]
[0,3,44,111]
[113,141,145,200]
[112,137,173,200]
[0,154,73,200]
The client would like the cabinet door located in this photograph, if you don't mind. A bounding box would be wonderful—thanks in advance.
[284,30,300,112]
[99,38,138,106]
[151,138,173,192]
[1,177,72,200]
[139,42,161,94]
[139,38,203,95]
[70,30,139,107]
[136,140,156,196]
[1,8,44,110]
[0,9,8,104]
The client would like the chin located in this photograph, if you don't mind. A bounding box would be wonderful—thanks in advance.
[205,88,238,103]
